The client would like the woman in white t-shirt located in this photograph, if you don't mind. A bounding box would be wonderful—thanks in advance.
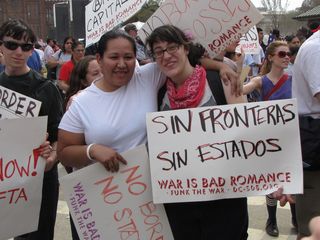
[57,30,240,172]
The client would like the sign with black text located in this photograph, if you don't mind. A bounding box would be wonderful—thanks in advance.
[146,99,303,203]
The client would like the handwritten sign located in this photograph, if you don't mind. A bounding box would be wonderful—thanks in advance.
[138,0,263,57]
[0,86,41,119]
[146,99,303,203]
[60,145,173,240]
[85,0,148,47]
[238,25,260,54]
[0,116,47,239]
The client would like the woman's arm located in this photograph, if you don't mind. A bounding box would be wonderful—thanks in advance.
[57,129,127,172]
[243,76,262,95]
[200,57,241,96]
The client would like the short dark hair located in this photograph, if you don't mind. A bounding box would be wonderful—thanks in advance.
[97,29,136,57]
[124,23,137,33]
[257,27,263,33]
[0,19,36,43]
[146,25,191,53]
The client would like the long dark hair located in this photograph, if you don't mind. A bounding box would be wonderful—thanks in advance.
[64,55,96,110]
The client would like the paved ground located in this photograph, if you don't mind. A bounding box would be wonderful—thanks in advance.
[54,164,297,240]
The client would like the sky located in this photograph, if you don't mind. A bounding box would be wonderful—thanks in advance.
[251,0,304,11]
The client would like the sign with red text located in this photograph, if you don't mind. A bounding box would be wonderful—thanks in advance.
[0,86,41,119]
[0,116,47,239]
[237,25,260,54]
[60,145,173,240]
[85,0,148,47]
[138,0,263,57]
[146,99,303,203]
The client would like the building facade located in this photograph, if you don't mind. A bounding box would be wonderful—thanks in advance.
[0,0,90,44]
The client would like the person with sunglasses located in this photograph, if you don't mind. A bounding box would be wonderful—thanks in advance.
[0,19,63,240]
[243,41,296,237]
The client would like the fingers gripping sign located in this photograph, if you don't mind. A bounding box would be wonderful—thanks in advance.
[88,144,127,172]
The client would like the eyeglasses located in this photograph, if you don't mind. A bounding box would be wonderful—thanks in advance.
[276,51,291,58]
[153,45,180,59]
[0,40,33,51]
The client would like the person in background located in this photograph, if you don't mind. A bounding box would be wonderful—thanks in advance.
[44,38,56,80]
[243,41,297,237]
[0,19,63,240]
[257,27,267,53]
[58,41,85,93]
[285,35,301,49]
[47,36,74,83]
[285,46,300,77]
[146,25,247,240]
[124,23,152,65]
[27,49,41,73]
[65,55,102,110]
[292,24,320,240]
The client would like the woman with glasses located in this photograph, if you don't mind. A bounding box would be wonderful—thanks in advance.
[146,24,247,240]
[58,41,85,93]
[243,41,296,237]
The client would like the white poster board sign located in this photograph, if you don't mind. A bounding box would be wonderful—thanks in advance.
[138,0,263,57]
[0,116,47,239]
[60,145,173,240]
[238,25,260,54]
[85,0,148,47]
[0,86,41,119]
[146,99,303,204]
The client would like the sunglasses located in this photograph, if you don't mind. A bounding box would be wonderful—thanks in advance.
[276,51,291,58]
[0,40,33,52]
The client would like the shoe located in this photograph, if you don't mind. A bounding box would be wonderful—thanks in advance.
[266,219,279,237]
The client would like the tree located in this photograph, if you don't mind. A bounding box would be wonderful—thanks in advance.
[261,0,289,29]
[301,0,320,11]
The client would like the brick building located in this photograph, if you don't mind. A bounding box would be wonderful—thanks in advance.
[0,0,90,44]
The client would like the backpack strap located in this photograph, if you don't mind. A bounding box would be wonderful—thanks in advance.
[206,70,227,105]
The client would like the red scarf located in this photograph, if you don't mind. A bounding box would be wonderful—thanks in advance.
[166,65,206,109]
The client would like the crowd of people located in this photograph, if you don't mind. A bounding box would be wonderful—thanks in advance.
[0,16,319,240]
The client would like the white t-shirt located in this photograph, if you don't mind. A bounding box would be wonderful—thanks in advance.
[43,45,54,63]
[292,30,320,116]
[59,63,166,153]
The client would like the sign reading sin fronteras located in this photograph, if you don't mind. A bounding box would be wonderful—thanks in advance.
[146,99,303,204]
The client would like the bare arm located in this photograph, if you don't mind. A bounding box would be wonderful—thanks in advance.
[58,80,70,92]
[57,129,127,172]
[243,76,262,95]
[200,58,241,96]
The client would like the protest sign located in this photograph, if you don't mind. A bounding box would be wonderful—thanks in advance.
[60,145,173,240]
[0,116,47,239]
[85,0,148,47]
[146,99,303,204]
[0,86,41,119]
[138,0,263,57]
[237,25,260,54]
